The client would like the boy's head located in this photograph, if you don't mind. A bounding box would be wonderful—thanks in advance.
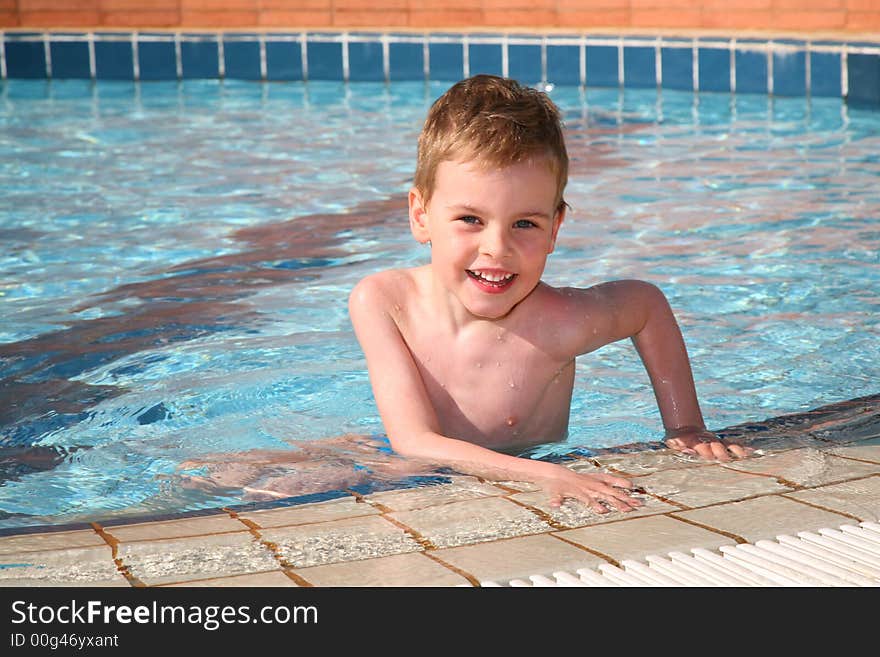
[413,75,569,211]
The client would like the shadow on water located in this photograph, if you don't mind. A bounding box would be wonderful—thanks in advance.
[0,194,408,483]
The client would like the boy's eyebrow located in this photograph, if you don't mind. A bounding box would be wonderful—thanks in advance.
[446,203,553,220]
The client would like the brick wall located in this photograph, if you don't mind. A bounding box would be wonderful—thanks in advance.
[2,0,879,34]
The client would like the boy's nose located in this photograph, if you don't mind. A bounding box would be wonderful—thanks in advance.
[480,227,511,259]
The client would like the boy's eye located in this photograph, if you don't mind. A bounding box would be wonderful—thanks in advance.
[458,215,481,225]
[514,219,538,229]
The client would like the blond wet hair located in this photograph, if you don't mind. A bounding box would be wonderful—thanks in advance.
[413,74,569,210]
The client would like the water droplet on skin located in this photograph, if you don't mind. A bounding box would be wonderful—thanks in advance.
[506,416,518,427]
[592,328,598,335]
[509,381,516,388]
[475,362,482,368]
[496,362,502,367]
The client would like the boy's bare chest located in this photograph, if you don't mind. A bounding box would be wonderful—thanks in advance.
[401,322,576,446]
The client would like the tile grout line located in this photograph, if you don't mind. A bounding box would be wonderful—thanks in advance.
[90,523,145,587]
[664,514,749,545]
[347,490,440,551]
[419,551,482,587]
[225,510,314,586]
[548,533,621,568]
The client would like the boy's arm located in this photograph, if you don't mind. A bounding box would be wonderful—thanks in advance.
[348,276,642,513]
[577,280,750,461]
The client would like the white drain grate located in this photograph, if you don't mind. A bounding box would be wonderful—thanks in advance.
[481,521,880,587]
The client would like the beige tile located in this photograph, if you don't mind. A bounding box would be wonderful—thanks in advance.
[507,488,675,529]
[672,495,854,543]
[118,531,279,586]
[592,448,707,475]
[260,515,421,568]
[237,496,378,529]
[0,545,126,586]
[432,533,609,584]
[731,448,880,485]
[387,497,551,549]
[828,440,880,464]
[555,514,731,563]
[785,475,880,522]
[636,464,791,507]
[162,570,297,587]
[296,551,468,587]
[0,528,106,555]
[364,478,506,512]
[104,513,247,542]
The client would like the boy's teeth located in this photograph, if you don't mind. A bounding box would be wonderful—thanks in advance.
[471,270,514,282]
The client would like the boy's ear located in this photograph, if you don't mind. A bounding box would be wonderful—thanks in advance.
[547,203,566,254]
[408,187,431,244]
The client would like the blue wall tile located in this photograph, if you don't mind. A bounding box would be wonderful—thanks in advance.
[265,40,302,81]
[137,40,177,80]
[586,45,618,88]
[810,51,841,98]
[660,46,692,90]
[307,41,343,80]
[546,44,580,86]
[847,53,880,108]
[468,43,503,77]
[735,50,767,94]
[429,42,463,81]
[5,40,47,78]
[773,50,806,96]
[389,42,423,81]
[623,46,655,88]
[698,47,730,92]
[224,40,261,80]
[181,39,219,79]
[348,41,384,81]
[50,41,91,78]
[508,44,541,84]
[95,40,134,79]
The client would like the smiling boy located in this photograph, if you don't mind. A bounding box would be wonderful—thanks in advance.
[349,75,748,514]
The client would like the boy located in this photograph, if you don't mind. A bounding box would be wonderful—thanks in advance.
[349,75,749,515]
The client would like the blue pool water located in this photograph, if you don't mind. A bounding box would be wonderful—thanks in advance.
[1,79,878,529]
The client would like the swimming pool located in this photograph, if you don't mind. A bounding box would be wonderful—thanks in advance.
[1,75,878,530]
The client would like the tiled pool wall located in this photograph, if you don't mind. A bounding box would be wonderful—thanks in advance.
[2,31,880,106]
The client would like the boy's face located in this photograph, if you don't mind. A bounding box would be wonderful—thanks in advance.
[409,156,564,320]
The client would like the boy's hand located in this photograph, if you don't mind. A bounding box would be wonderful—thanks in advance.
[665,429,753,462]
[542,465,644,514]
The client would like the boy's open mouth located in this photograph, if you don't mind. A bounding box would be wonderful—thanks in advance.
[466,269,517,290]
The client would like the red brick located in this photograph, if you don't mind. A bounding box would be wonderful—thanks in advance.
[332,9,410,26]
[100,0,178,9]
[702,0,772,9]
[632,8,702,28]
[773,10,846,30]
[0,10,19,26]
[482,0,556,9]
[258,9,333,27]
[408,0,475,9]
[846,0,879,9]
[629,0,703,8]
[181,10,258,26]
[774,0,843,9]
[846,10,880,31]
[408,9,484,27]
[181,0,259,11]
[19,0,97,9]
[556,0,628,9]
[483,9,558,26]
[702,9,774,29]
[335,0,408,10]
[101,10,181,27]
[556,9,630,27]
[19,10,101,26]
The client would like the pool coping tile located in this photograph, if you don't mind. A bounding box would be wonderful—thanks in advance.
[0,528,105,555]
[161,570,298,587]
[0,545,124,587]
[294,551,468,587]
[117,531,279,586]
[259,515,422,569]
[506,488,676,529]
[363,478,506,512]
[783,475,880,522]
[671,495,856,544]
[102,513,248,542]
[554,514,733,564]
[237,496,379,529]
[721,447,880,487]
[386,496,552,549]
[431,533,609,584]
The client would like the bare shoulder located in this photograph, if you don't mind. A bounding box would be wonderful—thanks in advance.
[348,267,423,316]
